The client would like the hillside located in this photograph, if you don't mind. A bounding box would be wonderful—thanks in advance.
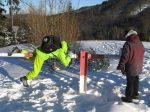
[76,0,150,41]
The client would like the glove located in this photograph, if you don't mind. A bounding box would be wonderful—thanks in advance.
[68,51,78,58]
[24,53,33,59]
[117,64,126,75]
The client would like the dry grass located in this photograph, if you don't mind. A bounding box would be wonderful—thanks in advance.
[26,0,79,45]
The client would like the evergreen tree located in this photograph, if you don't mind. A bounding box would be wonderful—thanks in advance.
[0,1,6,15]
[67,0,73,11]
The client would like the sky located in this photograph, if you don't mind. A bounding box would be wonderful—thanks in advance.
[3,0,106,14]
[69,0,105,8]
[22,0,106,9]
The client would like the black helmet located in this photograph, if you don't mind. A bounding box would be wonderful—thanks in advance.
[41,35,61,53]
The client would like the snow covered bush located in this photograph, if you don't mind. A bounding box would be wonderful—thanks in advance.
[76,44,110,72]
[0,26,12,47]
[87,48,110,72]
[0,25,27,47]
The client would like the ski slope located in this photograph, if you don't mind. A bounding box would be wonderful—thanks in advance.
[0,41,150,112]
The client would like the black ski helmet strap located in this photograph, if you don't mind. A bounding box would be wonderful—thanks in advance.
[41,35,61,53]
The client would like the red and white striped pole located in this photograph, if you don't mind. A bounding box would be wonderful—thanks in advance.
[79,50,88,93]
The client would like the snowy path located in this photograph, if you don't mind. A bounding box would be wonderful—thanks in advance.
[0,41,150,112]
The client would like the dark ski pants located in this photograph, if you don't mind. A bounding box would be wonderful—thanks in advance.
[125,75,139,98]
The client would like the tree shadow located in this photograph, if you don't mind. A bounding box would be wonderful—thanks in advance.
[0,58,33,84]
[0,57,81,111]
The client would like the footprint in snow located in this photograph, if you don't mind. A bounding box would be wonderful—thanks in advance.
[0,60,8,67]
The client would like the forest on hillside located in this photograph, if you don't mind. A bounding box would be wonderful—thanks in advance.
[77,0,150,41]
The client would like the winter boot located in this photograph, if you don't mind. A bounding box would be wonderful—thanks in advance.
[20,76,29,87]
[132,96,139,100]
[121,97,132,103]
[8,46,21,56]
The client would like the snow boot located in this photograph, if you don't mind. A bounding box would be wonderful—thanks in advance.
[121,97,132,103]
[20,76,29,87]
[132,96,139,99]
[131,96,139,103]
[8,46,21,56]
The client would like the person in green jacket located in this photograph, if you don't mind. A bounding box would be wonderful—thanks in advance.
[20,35,76,87]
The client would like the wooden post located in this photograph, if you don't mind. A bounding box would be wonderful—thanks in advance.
[79,50,88,93]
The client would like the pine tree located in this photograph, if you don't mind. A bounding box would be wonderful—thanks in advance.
[67,0,73,11]
[7,0,20,28]
[0,1,6,15]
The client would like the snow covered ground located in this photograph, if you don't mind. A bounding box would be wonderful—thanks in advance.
[0,41,150,112]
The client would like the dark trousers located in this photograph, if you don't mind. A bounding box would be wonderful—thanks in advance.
[125,75,139,98]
